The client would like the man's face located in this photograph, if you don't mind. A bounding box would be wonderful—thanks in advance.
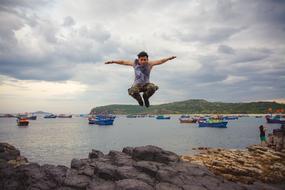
[138,56,148,65]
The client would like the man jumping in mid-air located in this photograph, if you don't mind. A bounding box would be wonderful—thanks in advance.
[105,51,176,107]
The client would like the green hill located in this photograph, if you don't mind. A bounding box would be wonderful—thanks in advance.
[90,99,285,115]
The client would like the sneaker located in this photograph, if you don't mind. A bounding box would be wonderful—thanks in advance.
[132,94,144,106]
[138,98,144,106]
[143,94,150,107]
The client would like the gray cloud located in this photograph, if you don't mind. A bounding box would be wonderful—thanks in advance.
[0,0,284,107]
[218,45,235,54]
[62,16,75,27]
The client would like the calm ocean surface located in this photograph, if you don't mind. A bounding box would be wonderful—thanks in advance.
[0,116,281,166]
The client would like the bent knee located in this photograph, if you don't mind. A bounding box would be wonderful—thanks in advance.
[147,83,159,91]
[128,88,139,95]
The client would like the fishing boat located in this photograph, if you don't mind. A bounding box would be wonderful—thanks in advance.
[223,116,238,120]
[44,114,57,119]
[197,117,207,122]
[89,117,115,125]
[17,118,29,126]
[266,115,285,124]
[179,118,197,123]
[88,114,116,125]
[27,115,37,120]
[95,115,116,120]
[58,114,72,118]
[0,114,15,118]
[198,120,228,128]
[156,115,171,120]
[180,115,190,119]
[126,115,137,118]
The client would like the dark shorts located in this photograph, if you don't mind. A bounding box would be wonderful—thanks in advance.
[128,83,158,95]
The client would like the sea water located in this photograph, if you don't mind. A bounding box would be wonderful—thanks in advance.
[0,116,281,166]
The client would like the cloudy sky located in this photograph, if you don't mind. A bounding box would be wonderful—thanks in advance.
[0,0,284,113]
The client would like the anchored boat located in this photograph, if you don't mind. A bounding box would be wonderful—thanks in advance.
[198,119,228,128]
[156,115,171,120]
[17,118,29,126]
[266,115,285,124]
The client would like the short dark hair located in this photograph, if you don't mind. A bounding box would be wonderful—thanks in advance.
[137,51,148,58]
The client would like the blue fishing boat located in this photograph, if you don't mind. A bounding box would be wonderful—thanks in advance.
[198,120,228,128]
[89,114,115,125]
[156,115,171,120]
[95,115,116,120]
[89,118,115,125]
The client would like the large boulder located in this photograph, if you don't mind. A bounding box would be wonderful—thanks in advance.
[132,145,180,164]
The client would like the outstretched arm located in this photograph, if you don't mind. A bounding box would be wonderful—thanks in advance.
[105,60,133,66]
[149,56,176,66]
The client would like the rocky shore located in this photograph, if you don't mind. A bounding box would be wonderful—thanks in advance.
[0,143,282,190]
[182,145,285,185]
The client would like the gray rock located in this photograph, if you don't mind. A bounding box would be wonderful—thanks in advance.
[132,145,180,164]
[108,150,134,166]
[64,169,91,188]
[1,142,283,190]
[71,158,83,169]
[133,161,160,177]
[0,149,20,161]
[181,184,207,190]
[94,161,119,180]
[155,182,182,190]
[122,147,134,156]
[42,164,68,184]
[116,179,154,190]
[116,166,155,185]
[89,149,104,159]
[78,165,94,177]
[87,180,116,190]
